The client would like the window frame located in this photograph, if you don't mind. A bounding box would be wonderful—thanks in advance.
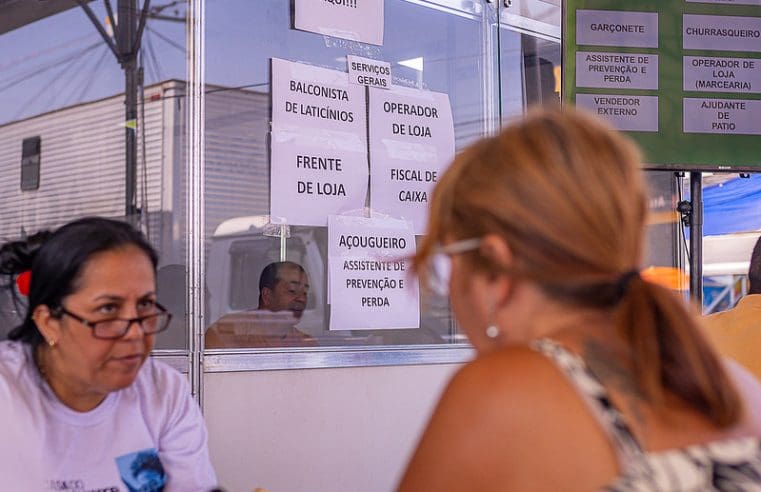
[193,0,561,373]
[20,136,41,191]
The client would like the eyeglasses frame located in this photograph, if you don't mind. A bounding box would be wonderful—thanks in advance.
[52,303,173,340]
[427,238,483,297]
[435,237,482,256]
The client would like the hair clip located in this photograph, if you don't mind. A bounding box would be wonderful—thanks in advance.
[16,270,31,297]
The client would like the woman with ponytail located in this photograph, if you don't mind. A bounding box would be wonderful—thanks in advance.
[0,217,217,490]
[398,109,761,491]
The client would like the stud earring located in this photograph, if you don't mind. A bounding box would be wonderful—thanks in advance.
[48,339,57,348]
[486,324,500,339]
[485,294,501,339]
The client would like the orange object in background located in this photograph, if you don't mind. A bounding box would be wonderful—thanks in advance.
[640,266,689,291]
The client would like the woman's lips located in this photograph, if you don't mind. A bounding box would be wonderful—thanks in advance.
[112,353,143,368]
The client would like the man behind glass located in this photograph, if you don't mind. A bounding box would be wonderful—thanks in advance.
[206,261,317,348]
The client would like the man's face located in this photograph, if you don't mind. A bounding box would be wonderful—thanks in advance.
[262,266,309,319]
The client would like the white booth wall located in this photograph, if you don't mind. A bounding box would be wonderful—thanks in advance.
[205,364,459,492]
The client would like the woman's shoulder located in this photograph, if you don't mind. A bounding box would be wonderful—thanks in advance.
[450,345,568,397]
[0,340,33,378]
[400,344,620,490]
[442,344,593,430]
[0,339,30,359]
[0,341,41,409]
[130,357,191,407]
[125,358,199,434]
[135,358,188,390]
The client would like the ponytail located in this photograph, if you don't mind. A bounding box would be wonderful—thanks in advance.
[0,231,51,277]
[617,277,742,427]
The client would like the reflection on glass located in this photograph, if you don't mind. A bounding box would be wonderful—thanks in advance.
[206,261,318,348]
[203,0,493,348]
[500,28,560,121]
[641,172,687,303]
[0,2,189,349]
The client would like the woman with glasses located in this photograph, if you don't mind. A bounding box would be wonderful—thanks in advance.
[398,109,761,491]
[0,217,217,490]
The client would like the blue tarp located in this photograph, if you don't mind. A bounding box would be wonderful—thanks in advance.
[703,174,761,236]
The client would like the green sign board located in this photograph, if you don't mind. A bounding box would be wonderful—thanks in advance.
[564,1,761,170]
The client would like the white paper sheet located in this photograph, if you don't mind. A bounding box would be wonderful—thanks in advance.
[368,86,455,234]
[347,55,391,89]
[576,10,659,48]
[294,0,384,46]
[328,215,420,330]
[270,58,369,226]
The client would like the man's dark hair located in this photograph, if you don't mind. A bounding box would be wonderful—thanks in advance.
[749,236,761,295]
[257,261,305,305]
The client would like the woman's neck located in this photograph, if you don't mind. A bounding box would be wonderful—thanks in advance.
[35,346,108,412]
[494,282,615,345]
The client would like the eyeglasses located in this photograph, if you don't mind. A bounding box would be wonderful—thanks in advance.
[53,303,172,340]
[427,238,482,297]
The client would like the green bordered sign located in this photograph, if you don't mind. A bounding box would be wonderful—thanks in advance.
[563,0,761,170]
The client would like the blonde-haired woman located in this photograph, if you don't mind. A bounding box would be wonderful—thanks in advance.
[398,109,761,491]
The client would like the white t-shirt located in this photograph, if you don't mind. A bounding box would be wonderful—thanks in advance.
[0,340,217,491]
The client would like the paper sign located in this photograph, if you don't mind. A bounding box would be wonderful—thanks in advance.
[328,215,419,330]
[270,58,369,226]
[368,86,455,234]
[294,0,384,46]
[566,0,761,169]
[576,10,659,48]
[684,56,761,93]
[347,55,391,89]
[683,14,761,52]
[576,52,658,89]
[684,98,761,135]
[576,94,659,132]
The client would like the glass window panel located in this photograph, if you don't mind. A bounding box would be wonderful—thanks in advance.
[643,171,683,280]
[499,28,560,122]
[0,2,189,349]
[203,0,496,349]
[702,172,761,314]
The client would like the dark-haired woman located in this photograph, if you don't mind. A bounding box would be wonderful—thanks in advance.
[398,109,761,491]
[0,217,217,490]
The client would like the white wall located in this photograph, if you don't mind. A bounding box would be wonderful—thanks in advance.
[204,363,460,492]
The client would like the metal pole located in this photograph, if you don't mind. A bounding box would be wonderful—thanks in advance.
[280,225,287,261]
[78,0,150,226]
[186,0,206,405]
[118,0,139,225]
[689,171,703,304]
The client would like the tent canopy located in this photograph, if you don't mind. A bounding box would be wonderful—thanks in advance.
[0,0,91,35]
[704,174,761,236]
